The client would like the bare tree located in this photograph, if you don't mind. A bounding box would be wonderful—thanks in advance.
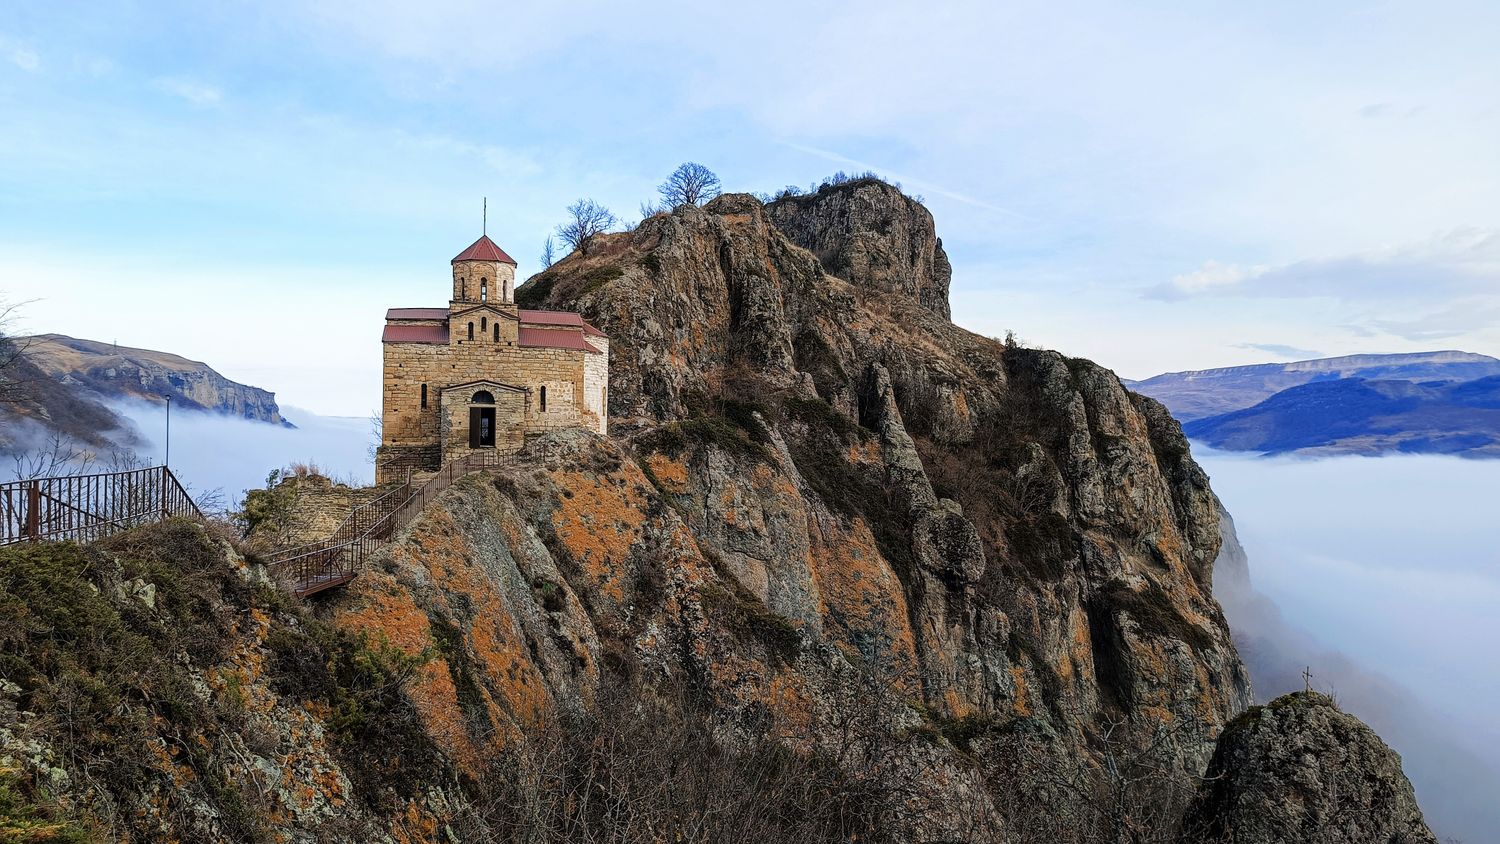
[0,299,37,405]
[10,431,96,480]
[365,410,382,464]
[658,162,721,208]
[539,236,557,269]
[556,198,616,255]
[8,435,151,482]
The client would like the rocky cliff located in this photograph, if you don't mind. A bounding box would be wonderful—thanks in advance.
[21,334,290,425]
[764,176,953,319]
[0,180,1433,842]
[1184,692,1437,844]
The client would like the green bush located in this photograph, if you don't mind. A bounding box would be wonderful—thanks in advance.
[782,396,871,444]
[0,766,91,843]
[699,583,801,666]
[0,523,268,841]
[0,518,444,832]
[514,274,556,307]
[578,264,624,295]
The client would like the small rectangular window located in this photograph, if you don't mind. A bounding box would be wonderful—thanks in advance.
[540,386,547,413]
[420,383,428,409]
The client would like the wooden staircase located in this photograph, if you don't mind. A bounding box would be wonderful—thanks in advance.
[263,451,518,597]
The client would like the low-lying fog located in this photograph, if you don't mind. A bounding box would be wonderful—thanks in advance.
[1196,446,1500,842]
[114,401,374,502]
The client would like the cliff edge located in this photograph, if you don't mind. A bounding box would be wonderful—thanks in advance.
[0,179,1435,843]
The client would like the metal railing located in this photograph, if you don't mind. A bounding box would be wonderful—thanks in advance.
[264,450,518,597]
[0,466,203,547]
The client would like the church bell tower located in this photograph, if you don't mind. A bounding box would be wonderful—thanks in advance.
[451,235,517,308]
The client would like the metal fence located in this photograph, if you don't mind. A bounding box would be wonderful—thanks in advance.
[263,450,519,597]
[0,466,202,547]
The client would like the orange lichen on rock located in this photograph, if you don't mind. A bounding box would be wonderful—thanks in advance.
[644,452,690,492]
[845,437,883,464]
[807,515,917,692]
[547,467,650,604]
[350,502,556,770]
[1057,609,1093,688]
[1009,665,1033,716]
[391,801,443,844]
[336,570,489,771]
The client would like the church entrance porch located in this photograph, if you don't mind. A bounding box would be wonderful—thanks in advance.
[440,381,526,462]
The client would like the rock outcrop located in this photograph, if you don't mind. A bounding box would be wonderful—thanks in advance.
[766,177,954,319]
[1184,692,1437,843]
[513,186,1252,794]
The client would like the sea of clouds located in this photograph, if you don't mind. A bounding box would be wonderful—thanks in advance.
[1197,446,1500,842]
[111,400,374,504]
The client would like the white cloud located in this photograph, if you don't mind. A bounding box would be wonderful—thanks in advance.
[1372,298,1500,342]
[9,48,39,72]
[154,76,223,105]
[1147,229,1500,305]
[1233,342,1324,360]
[1148,260,1269,301]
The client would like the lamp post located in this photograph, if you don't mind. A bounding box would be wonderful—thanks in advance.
[164,394,171,469]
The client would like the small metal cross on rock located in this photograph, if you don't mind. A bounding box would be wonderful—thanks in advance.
[1302,665,1314,695]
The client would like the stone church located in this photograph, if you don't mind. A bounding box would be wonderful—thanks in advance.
[375,235,608,482]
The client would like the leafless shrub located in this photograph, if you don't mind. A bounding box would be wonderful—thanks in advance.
[285,461,324,480]
[982,713,1220,843]
[470,679,882,843]
[10,431,98,479]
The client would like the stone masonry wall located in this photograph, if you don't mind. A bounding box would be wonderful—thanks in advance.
[450,305,520,345]
[583,336,609,435]
[439,386,526,461]
[382,340,598,449]
[451,259,516,305]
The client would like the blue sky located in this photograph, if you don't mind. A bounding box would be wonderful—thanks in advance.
[3,0,1499,415]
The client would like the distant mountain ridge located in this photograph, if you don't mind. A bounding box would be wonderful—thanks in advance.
[1183,375,1500,456]
[22,334,290,426]
[1128,350,1500,422]
[0,333,291,463]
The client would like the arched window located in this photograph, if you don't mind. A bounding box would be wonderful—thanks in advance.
[493,323,499,342]
[481,316,487,332]
[481,278,488,302]
[460,278,467,300]
[503,279,511,302]
[420,383,428,409]
[468,322,474,340]
[540,386,547,413]
[472,390,495,404]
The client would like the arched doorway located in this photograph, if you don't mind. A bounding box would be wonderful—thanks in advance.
[469,390,496,447]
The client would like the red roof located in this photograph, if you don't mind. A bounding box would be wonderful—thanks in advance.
[518,327,603,353]
[452,235,517,265]
[383,322,602,353]
[382,324,447,344]
[519,309,607,337]
[386,307,449,320]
